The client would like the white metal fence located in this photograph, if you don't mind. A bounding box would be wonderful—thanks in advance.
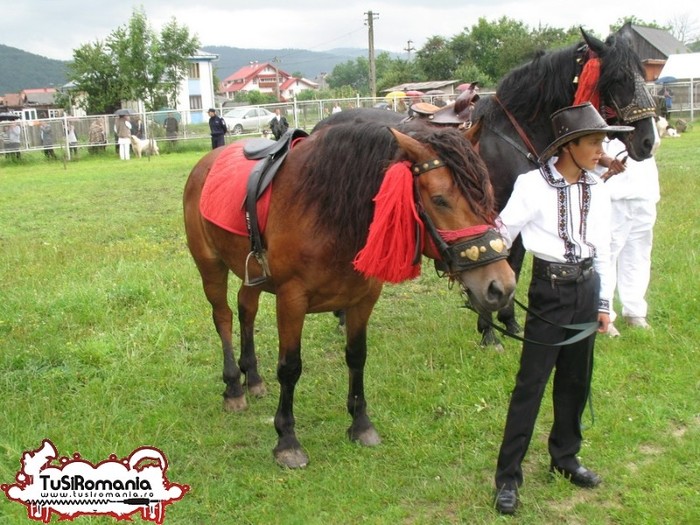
[3,84,695,160]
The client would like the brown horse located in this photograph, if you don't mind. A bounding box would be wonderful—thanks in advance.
[183,121,515,468]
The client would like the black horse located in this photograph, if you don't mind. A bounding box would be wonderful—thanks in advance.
[469,28,657,348]
[316,28,658,349]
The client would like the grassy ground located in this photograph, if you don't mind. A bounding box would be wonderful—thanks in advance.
[0,131,698,524]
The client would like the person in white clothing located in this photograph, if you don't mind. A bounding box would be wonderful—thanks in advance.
[115,114,132,160]
[598,138,659,335]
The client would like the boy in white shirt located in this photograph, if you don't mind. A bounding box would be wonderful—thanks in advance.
[493,103,633,515]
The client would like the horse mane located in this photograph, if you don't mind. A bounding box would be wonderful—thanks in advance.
[293,121,496,257]
[292,121,396,257]
[481,32,644,137]
[492,42,580,125]
[596,33,646,97]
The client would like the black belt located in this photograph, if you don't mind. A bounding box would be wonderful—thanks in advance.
[532,257,594,285]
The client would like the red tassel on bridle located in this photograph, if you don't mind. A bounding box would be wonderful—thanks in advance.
[353,161,423,283]
[573,56,601,109]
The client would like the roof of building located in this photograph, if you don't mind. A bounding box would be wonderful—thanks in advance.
[624,23,689,57]
[384,80,460,93]
[22,87,57,105]
[222,62,291,83]
[190,49,219,61]
[280,77,319,90]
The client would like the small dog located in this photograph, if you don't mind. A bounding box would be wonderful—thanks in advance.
[130,135,160,158]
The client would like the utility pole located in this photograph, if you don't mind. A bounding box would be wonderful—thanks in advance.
[365,10,379,98]
[404,40,415,60]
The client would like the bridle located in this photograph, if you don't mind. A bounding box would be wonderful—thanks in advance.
[601,75,657,124]
[409,159,509,273]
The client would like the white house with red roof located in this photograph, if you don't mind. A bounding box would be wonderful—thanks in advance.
[220,61,318,101]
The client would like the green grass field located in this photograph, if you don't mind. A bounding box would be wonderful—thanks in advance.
[0,130,698,524]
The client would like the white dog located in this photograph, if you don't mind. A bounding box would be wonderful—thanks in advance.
[130,135,160,157]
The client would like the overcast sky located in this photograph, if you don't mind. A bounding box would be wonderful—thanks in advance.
[4,1,697,62]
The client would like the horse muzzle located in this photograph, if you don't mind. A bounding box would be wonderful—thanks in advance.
[441,228,510,272]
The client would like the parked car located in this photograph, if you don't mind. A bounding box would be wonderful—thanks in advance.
[222,107,275,135]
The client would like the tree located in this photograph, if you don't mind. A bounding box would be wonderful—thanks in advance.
[242,91,278,105]
[67,8,199,113]
[415,36,457,81]
[68,40,123,114]
[327,57,370,94]
[666,13,700,44]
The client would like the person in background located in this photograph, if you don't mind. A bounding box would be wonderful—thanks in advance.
[88,118,107,154]
[332,102,342,114]
[115,114,132,160]
[40,122,56,159]
[492,103,633,515]
[597,138,660,336]
[65,121,79,158]
[662,85,673,119]
[5,121,21,159]
[132,117,145,140]
[207,108,227,149]
[164,113,179,145]
[269,108,289,140]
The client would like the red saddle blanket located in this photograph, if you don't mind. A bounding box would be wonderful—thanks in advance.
[200,141,272,236]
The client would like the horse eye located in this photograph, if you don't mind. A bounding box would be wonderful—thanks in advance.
[431,195,450,208]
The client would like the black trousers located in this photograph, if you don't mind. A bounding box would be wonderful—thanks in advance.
[495,265,599,488]
[211,134,225,149]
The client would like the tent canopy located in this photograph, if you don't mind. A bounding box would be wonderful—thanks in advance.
[658,53,700,80]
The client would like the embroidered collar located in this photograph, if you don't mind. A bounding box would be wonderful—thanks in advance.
[539,158,598,188]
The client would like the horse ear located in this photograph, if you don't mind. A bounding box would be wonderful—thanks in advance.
[580,27,606,54]
[389,128,432,161]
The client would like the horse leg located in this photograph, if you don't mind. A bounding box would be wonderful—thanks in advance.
[197,259,247,412]
[237,285,266,397]
[344,296,381,446]
[272,297,308,468]
[478,313,504,352]
[333,309,346,333]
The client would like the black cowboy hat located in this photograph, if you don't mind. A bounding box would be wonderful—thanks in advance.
[538,102,633,163]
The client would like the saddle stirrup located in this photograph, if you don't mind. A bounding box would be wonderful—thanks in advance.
[244,250,271,287]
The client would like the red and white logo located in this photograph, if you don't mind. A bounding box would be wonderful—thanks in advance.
[2,439,189,523]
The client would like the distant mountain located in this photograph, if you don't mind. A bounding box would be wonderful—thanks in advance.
[0,43,392,97]
[0,44,68,96]
[201,46,376,80]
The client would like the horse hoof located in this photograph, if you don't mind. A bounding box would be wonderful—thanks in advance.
[223,395,247,412]
[274,448,309,469]
[480,332,505,353]
[349,426,382,447]
[248,382,267,398]
[504,320,522,335]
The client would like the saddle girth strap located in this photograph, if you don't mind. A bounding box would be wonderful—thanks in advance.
[244,128,308,286]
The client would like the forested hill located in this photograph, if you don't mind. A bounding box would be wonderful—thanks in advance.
[0,44,381,96]
[0,45,68,95]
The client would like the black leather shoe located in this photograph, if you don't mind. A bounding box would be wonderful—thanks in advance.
[550,464,602,488]
[494,485,519,515]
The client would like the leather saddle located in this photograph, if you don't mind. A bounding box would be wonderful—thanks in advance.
[405,83,481,127]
